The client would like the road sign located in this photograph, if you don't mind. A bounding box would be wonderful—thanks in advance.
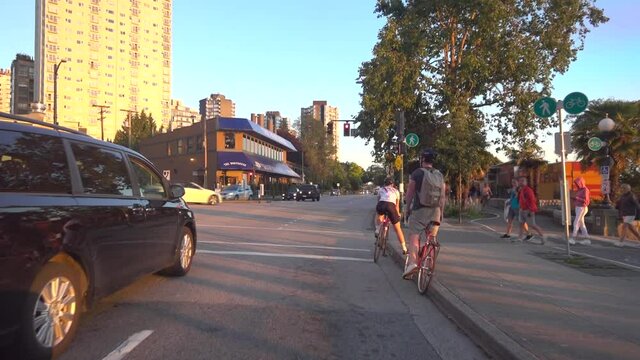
[404,133,419,147]
[563,92,588,114]
[601,180,611,195]
[554,132,573,156]
[600,165,609,175]
[534,97,557,118]
[587,137,603,151]
[162,170,171,181]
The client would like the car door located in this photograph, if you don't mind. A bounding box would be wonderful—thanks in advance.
[181,183,197,204]
[128,156,181,272]
[68,141,146,297]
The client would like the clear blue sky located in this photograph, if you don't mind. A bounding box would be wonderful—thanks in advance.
[1,0,638,168]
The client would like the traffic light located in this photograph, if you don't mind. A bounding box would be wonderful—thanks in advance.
[343,122,351,136]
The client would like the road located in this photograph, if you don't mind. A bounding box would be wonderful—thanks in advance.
[59,196,486,360]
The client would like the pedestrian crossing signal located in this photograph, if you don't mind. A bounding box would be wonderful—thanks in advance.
[343,122,351,136]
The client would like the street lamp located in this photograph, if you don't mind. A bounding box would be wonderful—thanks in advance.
[53,59,67,125]
[598,114,616,207]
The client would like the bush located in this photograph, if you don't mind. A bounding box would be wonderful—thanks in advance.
[444,199,484,219]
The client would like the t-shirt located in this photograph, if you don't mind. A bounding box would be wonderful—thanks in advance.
[509,189,520,210]
[410,166,445,210]
[378,185,399,204]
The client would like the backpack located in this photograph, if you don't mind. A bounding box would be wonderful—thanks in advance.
[418,168,444,207]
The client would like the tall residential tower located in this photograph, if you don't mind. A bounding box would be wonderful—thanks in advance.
[34,0,172,139]
[199,93,235,120]
[0,69,10,113]
[10,54,35,115]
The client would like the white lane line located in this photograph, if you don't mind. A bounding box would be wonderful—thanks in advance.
[197,249,370,262]
[198,224,355,236]
[550,246,640,271]
[199,240,370,252]
[101,330,153,360]
[470,212,500,232]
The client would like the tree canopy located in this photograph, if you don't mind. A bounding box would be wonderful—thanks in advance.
[113,110,158,151]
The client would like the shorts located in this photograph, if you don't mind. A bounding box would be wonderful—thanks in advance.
[623,216,636,224]
[519,209,537,227]
[376,201,401,224]
[507,207,518,221]
[409,206,441,236]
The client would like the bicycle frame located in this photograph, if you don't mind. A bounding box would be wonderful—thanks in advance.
[414,222,440,294]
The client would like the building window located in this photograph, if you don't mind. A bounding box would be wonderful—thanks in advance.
[224,133,235,149]
[177,139,184,155]
[186,137,194,154]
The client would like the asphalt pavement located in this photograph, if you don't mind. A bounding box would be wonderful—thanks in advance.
[58,196,486,360]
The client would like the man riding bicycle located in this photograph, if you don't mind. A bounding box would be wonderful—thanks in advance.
[375,177,408,254]
[403,149,446,279]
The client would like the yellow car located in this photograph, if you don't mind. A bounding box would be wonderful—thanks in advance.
[176,182,223,205]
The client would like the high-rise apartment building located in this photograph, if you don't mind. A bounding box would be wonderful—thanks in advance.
[0,69,10,113]
[170,99,200,130]
[199,93,235,120]
[301,100,339,157]
[10,54,35,115]
[34,0,172,140]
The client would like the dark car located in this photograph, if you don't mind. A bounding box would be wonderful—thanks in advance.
[281,186,299,200]
[0,113,197,359]
[296,184,320,202]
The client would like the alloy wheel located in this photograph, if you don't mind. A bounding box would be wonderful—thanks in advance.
[33,276,77,347]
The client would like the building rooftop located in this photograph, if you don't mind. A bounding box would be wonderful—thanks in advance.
[218,117,297,152]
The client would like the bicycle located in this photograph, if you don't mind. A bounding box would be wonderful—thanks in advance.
[404,221,440,294]
[373,215,390,262]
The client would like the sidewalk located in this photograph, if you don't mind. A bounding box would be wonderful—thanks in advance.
[385,219,640,360]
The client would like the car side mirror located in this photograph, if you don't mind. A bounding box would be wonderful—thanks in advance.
[170,184,185,199]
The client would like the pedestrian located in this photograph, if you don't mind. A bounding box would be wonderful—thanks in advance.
[570,177,591,245]
[615,184,640,247]
[501,179,531,239]
[516,176,547,244]
[481,183,493,208]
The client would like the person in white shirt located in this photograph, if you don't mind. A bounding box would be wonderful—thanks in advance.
[375,178,408,254]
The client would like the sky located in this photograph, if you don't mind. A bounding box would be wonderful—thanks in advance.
[1,0,638,169]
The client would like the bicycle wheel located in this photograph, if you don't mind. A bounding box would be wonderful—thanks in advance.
[373,226,383,263]
[381,224,389,256]
[417,244,437,294]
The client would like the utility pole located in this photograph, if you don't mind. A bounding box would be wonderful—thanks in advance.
[53,59,67,125]
[92,104,110,140]
[120,109,136,149]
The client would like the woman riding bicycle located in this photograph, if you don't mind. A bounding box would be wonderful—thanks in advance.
[375,178,408,254]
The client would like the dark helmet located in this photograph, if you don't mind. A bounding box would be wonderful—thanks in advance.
[421,148,437,163]
[384,177,394,186]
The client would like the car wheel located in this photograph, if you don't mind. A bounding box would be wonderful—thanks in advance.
[162,227,195,276]
[208,195,218,205]
[316,197,320,202]
[18,261,83,359]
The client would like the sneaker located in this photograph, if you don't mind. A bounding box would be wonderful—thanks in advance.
[500,234,511,239]
[579,239,591,246]
[614,241,624,247]
[524,234,533,241]
[568,238,576,245]
[403,263,418,279]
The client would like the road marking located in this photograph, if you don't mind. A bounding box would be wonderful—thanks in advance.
[550,246,640,271]
[199,240,370,252]
[101,330,153,360]
[198,224,356,236]
[198,249,370,262]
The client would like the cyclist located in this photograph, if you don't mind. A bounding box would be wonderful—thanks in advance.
[404,149,446,279]
[375,177,408,254]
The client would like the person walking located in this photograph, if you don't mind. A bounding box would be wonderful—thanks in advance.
[570,177,591,245]
[481,183,493,208]
[501,179,530,239]
[516,176,547,244]
[615,184,640,247]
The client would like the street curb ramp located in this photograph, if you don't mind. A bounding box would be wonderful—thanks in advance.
[385,243,539,360]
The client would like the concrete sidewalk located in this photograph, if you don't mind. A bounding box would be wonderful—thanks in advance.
[384,219,640,360]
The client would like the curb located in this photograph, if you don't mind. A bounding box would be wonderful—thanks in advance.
[385,242,539,360]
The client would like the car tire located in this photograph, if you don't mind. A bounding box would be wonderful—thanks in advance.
[18,261,84,360]
[208,195,218,205]
[161,226,195,276]
[316,197,320,202]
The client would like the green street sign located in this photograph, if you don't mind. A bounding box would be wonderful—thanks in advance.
[534,97,557,118]
[563,92,588,114]
[587,137,603,151]
[404,133,420,147]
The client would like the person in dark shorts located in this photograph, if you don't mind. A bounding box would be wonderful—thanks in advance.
[375,178,407,254]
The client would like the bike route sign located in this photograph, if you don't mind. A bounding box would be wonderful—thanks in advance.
[404,133,420,147]
[534,97,557,118]
[587,137,603,151]
[563,92,588,114]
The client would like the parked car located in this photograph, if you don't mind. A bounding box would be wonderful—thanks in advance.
[282,186,299,200]
[0,113,197,359]
[176,182,222,205]
[330,189,340,196]
[296,184,320,201]
[220,184,253,200]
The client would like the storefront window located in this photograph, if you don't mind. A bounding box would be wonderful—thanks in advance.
[224,132,235,149]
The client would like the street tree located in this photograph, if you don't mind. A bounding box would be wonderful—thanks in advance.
[571,100,640,198]
[507,140,547,195]
[113,110,158,151]
[298,114,337,186]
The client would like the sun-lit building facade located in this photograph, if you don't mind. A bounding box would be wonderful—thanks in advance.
[0,69,10,113]
[34,0,171,140]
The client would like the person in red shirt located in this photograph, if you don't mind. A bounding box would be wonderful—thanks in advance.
[516,176,547,244]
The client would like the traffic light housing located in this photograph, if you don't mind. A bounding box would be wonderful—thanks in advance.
[343,122,351,136]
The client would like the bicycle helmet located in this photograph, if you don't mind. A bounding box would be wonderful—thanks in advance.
[421,148,437,163]
[384,177,394,186]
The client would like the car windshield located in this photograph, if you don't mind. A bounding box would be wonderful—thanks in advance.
[223,185,240,191]
[188,182,204,190]
[299,185,315,191]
